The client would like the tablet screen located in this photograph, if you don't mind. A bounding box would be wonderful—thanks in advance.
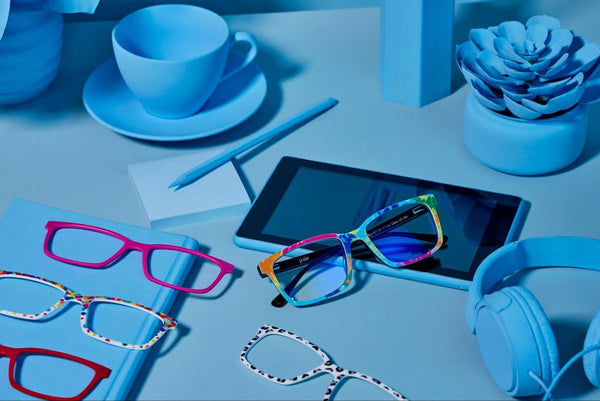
[237,157,523,281]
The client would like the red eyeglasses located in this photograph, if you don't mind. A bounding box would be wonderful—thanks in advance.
[0,344,110,401]
[43,221,235,294]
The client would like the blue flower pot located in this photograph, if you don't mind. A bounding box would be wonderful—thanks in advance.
[0,0,63,105]
[463,91,589,176]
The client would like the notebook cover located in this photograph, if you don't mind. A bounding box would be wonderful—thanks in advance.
[0,198,199,400]
[127,149,251,229]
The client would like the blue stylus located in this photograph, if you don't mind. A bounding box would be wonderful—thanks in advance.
[169,97,339,190]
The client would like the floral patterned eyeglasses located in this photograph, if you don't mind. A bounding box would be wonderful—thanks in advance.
[43,221,235,294]
[240,324,408,401]
[0,270,176,350]
[257,194,443,307]
[0,343,111,401]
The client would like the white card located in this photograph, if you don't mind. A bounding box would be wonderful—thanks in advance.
[128,149,251,228]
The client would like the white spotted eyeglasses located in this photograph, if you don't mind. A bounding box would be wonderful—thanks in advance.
[240,324,408,400]
[0,270,177,350]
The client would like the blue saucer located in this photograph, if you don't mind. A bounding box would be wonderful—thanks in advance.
[83,55,267,141]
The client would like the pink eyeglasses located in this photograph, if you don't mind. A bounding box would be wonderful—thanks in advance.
[43,221,234,294]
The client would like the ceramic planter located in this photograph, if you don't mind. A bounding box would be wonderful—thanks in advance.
[463,90,589,176]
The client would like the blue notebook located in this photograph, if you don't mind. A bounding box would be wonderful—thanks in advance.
[0,199,199,400]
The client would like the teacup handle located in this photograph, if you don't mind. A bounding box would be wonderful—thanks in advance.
[220,31,258,82]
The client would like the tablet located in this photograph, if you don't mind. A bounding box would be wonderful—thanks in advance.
[234,157,526,290]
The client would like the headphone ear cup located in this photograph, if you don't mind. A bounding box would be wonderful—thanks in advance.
[509,287,560,380]
[474,286,558,397]
[583,309,600,387]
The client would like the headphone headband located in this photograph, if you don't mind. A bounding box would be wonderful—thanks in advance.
[466,236,600,332]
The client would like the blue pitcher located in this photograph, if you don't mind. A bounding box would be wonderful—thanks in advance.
[0,0,99,105]
[0,1,8,40]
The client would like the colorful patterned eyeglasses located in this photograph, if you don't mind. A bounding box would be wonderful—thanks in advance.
[241,324,408,401]
[0,271,177,350]
[0,343,110,401]
[43,221,235,294]
[257,194,443,307]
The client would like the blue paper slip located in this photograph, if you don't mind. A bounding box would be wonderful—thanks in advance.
[0,199,199,400]
[128,149,251,228]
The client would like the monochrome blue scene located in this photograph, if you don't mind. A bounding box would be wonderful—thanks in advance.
[0,0,599,400]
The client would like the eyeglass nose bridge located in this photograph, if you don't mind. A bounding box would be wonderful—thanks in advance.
[339,232,361,251]
[339,233,375,259]
[64,293,97,310]
[318,359,344,375]
[106,241,153,265]
[65,291,84,300]
[319,362,351,401]
[64,291,79,302]
[321,367,406,401]
[125,240,151,253]
[341,231,358,242]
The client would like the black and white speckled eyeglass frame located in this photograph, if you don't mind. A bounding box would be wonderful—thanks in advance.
[240,324,408,401]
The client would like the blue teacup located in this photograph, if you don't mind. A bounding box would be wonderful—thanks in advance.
[112,4,257,119]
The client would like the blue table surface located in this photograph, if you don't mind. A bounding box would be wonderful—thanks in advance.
[1,4,600,400]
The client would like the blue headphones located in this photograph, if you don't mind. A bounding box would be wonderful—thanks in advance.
[466,236,600,398]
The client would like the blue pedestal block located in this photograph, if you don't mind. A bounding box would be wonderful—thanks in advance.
[380,0,454,107]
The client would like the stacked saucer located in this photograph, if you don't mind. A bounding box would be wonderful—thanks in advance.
[83,54,267,142]
[83,4,267,142]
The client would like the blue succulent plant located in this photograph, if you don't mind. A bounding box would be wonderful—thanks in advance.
[456,15,600,120]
